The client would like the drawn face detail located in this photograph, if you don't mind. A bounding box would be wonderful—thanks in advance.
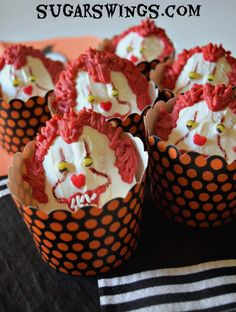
[0,56,54,102]
[41,126,135,212]
[167,100,236,163]
[115,32,164,64]
[174,53,232,94]
[75,71,138,118]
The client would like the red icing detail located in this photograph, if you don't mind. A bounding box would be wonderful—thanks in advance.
[193,134,207,146]
[23,85,33,95]
[23,109,139,203]
[104,19,174,62]
[0,44,64,84]
[53,48,151,115]
[70,174,86,189]
[234,147,236,152]
[162,43,236,90]
[156,84,236,140]
[100,101,112,112]
[130,55,138,63]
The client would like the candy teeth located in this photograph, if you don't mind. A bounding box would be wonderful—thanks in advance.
[76,195,81,207]
[80,195,85,204]
[91,193,97,201]
[74,205,79,212]
[85,194,91,203]
[71,198,75,209]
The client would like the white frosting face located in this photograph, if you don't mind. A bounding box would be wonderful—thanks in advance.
[39,126,136,213]
[75,71,139,118]
[115,32,164,64]
[0,56,54,102]
[167,100,236,163]
[174,53,232,94]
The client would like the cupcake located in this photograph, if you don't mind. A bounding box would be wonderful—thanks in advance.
[52,48,155,120]
[99,19,175,65]
[0,44,64,102]
[151,43,236,95]
[146,84,236,227]
[8,109,148,275]
[0,44,64,154]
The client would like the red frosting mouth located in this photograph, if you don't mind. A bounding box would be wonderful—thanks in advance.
[67,184,108,211]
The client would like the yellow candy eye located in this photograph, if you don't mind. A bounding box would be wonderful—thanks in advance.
[82,156,93,167]
[188,72,201,80]
[140,47,145,54]
[216,123,225,133]
[57,161,69,173]
[29,75,36,83]
[87,94,95,103]
[12,78,19,87]
[186,120,196,130]
[126,46,133,53]
[207,74,215,82]
[112,89,119,97]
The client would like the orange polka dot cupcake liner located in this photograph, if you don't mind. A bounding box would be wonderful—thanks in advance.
[0,91,52,155]
[145,99,236,228]
[8,141,146,276]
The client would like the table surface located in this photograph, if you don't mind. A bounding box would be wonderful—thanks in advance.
[0,192,236,312]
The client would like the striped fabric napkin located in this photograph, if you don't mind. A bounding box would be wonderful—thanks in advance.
[98,259,236,312]
[0,176,9,198]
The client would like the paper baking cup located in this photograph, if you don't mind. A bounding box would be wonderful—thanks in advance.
[8,138,147,276]
[0,91,52,155]
[145,99,236,228]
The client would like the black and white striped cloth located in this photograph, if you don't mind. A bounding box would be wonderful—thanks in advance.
[98,259,236,312]
[0,176,9,198]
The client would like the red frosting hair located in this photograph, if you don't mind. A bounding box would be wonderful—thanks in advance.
[104,19,174,62]
[24,109,139,203]
[155,84,236,140]
[162,43,236,90]
[54,48,151,114]
[0,44,64,83]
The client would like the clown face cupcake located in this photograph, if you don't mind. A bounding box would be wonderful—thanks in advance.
[53,48,155,120]
[156,84,236,162]
[0,44,64,102]
[9,109,147,275]
[153,43,236,95]
[146,84,236,227]
[0,45,64,154]
[23,108,146,213]
[100,19,174,64]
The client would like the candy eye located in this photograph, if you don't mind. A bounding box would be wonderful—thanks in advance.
[29,75,36,83]
[216,123,225,133]
[12,78,19,87]
[87,94,95,103]
[57,161,69,173]
[186,120,196,130]
[207,74,215,82]
[82,156,93,167]
[126,46,133,53]
[140,47,145,54]
[112,89,119,97]
[188,72,201,80]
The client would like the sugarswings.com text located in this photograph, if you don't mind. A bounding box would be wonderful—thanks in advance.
[36,3,201,19]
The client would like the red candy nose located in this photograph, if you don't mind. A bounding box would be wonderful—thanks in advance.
[130,55,138,63]
[193,134,207,146]
[100,101,112,112]
[71,174,86,189]
[23,85,33,95]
